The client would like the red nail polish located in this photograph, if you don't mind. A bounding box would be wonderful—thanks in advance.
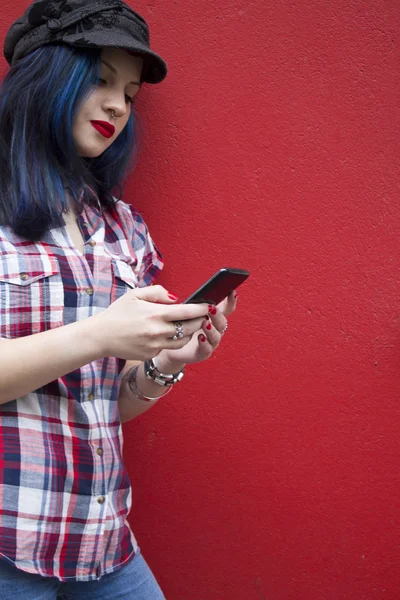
[208,305,213,313]
[200,335,206,343]
[206,323,212,330]
[211,307,217,315]
[168,293,179,301]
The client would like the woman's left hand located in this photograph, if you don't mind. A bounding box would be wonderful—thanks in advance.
[157,291,238,367]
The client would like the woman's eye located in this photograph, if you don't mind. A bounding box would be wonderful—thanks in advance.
[98,79,134,104]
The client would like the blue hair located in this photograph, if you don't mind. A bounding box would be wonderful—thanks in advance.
[0,44,138,241]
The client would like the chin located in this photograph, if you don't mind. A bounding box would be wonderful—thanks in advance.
[77,145,107,158]
[74,128,110,158]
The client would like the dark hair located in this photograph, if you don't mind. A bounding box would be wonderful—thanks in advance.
[0,44,138,242]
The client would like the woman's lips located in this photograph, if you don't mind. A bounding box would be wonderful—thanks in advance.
[90,121,115,139]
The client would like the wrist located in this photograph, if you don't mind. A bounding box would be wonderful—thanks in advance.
[128,364,172,403]
[79,313,108,360]
[155,351,186,374]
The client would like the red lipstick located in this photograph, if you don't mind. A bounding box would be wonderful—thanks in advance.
[90,121,115,139]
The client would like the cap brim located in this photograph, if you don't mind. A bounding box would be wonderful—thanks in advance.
[65,32,167,84]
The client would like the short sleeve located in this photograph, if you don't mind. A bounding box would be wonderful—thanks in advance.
[126,205,164,287]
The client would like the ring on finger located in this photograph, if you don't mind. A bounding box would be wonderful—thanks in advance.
[219,323,228,335]
[172,321,184,341]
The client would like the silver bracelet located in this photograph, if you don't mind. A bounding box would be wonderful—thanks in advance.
[144,357,185,387]
[127,365,172,403]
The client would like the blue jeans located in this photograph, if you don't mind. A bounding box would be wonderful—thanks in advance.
[0,549,166,599]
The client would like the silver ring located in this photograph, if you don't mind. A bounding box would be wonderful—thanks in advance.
[172,321,184,341]
[219,323,228,335]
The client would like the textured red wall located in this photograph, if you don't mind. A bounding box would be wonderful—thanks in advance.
[2,1,400,598]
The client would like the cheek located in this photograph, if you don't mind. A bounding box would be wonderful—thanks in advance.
[117,113,131,135]
[73,106,88,129]
[75,92,97,120]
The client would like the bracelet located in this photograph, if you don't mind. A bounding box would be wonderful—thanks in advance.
[127,366,172,403]
[144,357,185,387]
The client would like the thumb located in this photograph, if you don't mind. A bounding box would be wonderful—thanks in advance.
[134,285,179,304]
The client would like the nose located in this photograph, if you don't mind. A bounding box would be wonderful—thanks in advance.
[104,95,128,119]
[107,106,126,120]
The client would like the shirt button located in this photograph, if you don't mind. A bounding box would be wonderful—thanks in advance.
[88,393,95,401]
[89,240,96,247]
[97,448,103,456]
[20,273,29,281]
[86,287,94,296]
[97,496,105,505]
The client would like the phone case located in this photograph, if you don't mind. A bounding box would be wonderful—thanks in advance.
[183,268,249,305]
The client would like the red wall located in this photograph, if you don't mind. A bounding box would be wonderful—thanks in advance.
[3,1,400,598]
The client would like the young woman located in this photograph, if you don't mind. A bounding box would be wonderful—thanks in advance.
[0,1,237,598]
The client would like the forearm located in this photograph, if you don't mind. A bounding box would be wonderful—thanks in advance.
[0,315,105,405]
[118,354,186,422]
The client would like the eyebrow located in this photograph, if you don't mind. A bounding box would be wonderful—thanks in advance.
[101,60,141,86]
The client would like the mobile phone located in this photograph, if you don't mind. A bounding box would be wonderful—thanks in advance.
[183,268,250,305]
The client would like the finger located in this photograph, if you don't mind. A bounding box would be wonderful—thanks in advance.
[134,285,180,304]
[197,332,214,357]
[202,318,222,348]
[164,302,209,321]
[161,335,193,351]
[208,305,228,334]
[217,291,237,317]
[167,317,205,339]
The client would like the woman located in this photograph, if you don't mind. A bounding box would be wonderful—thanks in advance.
[0,0,237,598]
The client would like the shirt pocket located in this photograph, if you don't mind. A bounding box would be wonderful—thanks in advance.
[111,257,139,302]
[0,253,64,339]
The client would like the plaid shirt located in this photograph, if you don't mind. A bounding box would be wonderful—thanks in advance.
[0,198,163,582]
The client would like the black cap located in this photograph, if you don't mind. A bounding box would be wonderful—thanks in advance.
[3,0,167,84]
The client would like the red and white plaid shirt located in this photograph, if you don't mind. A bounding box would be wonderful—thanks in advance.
[0,198,163,582]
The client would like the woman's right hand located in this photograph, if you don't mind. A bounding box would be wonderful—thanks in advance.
[92,285,209,361]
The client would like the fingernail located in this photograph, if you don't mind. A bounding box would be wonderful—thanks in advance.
[208,305,213,313]
[168,293,179,301]
[211,307,217,315]
[206,323,212,330]
[200,335,206,343]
